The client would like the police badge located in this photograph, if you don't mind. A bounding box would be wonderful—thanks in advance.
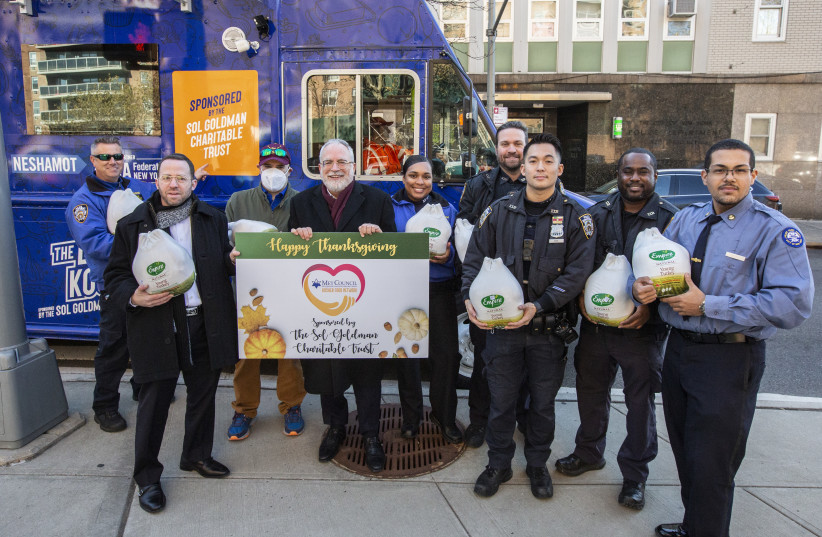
[579,213,594,239]
[73,204,89,224]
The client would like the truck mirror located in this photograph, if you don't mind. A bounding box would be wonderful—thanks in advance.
[461,152,476,179]
[461,96,477,137]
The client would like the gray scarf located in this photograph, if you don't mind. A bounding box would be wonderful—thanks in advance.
[155,196,194,229]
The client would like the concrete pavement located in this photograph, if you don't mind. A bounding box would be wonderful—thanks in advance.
[1,372,821,537]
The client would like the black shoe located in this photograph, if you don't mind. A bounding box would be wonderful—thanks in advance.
[318,426,346,462]
[179,457,230,478]
[364,436,385,472]
[655,523,688,537]
[463,423,486,448]
[430,414,464,443]
[473,465,513,497]
[525,465,554,499]
[554,453,606,476]
[400,422,419,439]
[94,409,127,433]
[618,479,645,510]
[138,483,166,513]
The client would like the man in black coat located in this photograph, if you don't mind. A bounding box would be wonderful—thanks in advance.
[105,153,238,514]
[289,138,396,472]
[555,148,678,511]
[457,121,529,449]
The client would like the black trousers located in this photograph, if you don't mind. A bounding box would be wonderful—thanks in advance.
[133,313,221,488]
[663,329,765,537]
[396,280,460,426]
[572,320,663,483]
[320,360,382,438]
[484,328,566,469]
[468,323,530,428]
[93,293,138,413]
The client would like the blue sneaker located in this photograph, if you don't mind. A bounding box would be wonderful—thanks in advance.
[227,412,252,441]
[284,405,305,436]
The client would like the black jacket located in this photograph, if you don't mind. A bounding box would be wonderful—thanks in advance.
[590,192,678,269]
[456,166,526,224]
[461,186,595,315]
[288,181,396,396]
[104,192,238,383]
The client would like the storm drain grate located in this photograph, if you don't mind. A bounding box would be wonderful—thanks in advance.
[331,404,466,478]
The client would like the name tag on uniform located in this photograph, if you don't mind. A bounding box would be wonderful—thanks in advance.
[725,252,746,261]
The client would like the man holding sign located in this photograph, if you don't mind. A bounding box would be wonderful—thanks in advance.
[289,139,396,473]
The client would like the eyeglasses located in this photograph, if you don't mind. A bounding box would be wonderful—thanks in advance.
[260,147,288,158]
[320,160,353,168]
[158,174,192,185]
[707,167,752,179]
[92,153,124,161]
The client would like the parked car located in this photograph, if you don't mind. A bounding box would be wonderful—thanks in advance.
[583,168,782,211]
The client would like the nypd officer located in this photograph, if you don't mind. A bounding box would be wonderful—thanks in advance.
[633,139,813,537]
[462,133,595,499]
[556,148,677,510]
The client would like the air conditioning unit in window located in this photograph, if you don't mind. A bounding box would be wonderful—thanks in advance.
[668,0,697,17]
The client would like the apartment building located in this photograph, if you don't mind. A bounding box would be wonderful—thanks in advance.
[431,0,822,218]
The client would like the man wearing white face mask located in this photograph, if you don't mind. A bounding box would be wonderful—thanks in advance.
[225,143,307,440]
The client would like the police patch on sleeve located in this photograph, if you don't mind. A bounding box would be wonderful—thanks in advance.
[782,227,804,248]
[579,213,594,239]
[72,204,89,224]
[478,206,492,228]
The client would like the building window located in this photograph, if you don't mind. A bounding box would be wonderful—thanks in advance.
[327,75,340,82]
[32,100,40,117]
[322,89,338,106]
[618,0,649,40]
[753,0,788,41]
[29,51,38,68]
[664,13,695,40]
[574,0,603,40]
[31,77,38,92]
[744,113,777,161]
[529,1,558,40]
[304,70,420,178]
[484,1,512,41]
[437,0,469,41]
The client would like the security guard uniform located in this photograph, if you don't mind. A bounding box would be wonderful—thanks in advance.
[571,192,677,483]
[660,193,813,537]
[461,185,595,470]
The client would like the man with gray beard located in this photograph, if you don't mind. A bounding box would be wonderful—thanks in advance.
[288,139,396,472]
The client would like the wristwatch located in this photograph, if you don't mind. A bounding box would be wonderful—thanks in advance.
[698,299,706,315]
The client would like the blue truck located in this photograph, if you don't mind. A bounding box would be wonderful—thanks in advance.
[2,0,508,340]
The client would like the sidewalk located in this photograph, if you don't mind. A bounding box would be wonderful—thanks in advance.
[1,373,821,537]
[796,219,822,249]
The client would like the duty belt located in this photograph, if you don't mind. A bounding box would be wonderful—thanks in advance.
[675,328,755,344]
[186,306,201,317]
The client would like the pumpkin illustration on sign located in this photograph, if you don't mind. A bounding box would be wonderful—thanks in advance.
[244,328,286,359]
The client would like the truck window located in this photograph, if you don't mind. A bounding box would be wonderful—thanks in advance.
[430,61,495,182]
[303,69,419,179]
[21,44,160,136]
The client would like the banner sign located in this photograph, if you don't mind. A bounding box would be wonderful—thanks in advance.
[235,232,430,360]
[172,70,260,175]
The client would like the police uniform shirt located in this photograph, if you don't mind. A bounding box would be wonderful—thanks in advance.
[660,193,813,338]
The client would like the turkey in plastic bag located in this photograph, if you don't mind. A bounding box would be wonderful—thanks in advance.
[228,219,278,246]
[454,218,474,262]
[632,227,691,297]
[583,253,635,326]
[132,229,197,295]
[405,203,451,256]
[469,257,524,327]
[106,188,144,234]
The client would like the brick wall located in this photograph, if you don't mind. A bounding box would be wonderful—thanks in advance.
[708,0,822,74]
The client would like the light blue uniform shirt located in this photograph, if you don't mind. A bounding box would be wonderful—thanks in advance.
[661,193,813,339]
